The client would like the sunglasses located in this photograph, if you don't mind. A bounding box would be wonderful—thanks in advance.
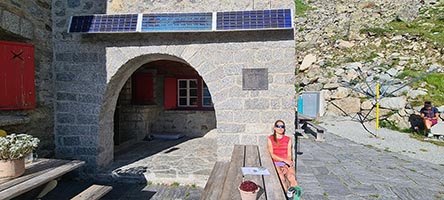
[275,125,285,129]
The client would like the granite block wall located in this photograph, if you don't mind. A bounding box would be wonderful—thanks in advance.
[0,0,54,157]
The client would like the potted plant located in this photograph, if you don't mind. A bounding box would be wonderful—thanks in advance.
[0,133,39,180]
[238,180,259,200]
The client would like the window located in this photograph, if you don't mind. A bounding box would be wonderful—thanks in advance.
[164,77,213,110]
[202,82,213,107]
[178,79,198,107]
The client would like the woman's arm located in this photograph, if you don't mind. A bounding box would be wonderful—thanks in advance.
[287,138,294,167]
[420,110,426,119]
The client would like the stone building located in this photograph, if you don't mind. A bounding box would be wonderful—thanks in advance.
[1,0,296,174]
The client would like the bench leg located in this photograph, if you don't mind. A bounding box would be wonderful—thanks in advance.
[315,132,325,141]
[36,179,58,199]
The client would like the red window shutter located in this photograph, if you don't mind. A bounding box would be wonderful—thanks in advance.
[164,77,177,109]
[0,40,35,110]
[132,72,154,104]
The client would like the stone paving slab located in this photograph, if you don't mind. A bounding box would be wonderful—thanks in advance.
[96,136,216,188]
[297,131,444,199]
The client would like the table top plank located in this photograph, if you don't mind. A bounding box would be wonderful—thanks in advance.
[0,159,85,200]
[200,161,229,200]
[244,145,266,200]
[259,146,286,199]
[219,145,245,200]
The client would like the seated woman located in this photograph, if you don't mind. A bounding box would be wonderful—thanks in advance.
[419,101,440,137]
[267,120,298,193]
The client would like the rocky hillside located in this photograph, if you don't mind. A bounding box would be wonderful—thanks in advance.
[295,0,444,129]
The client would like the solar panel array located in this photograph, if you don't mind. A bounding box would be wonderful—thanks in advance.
[68,9,293,33]
[69,14,138,33]
[141,13,212,32]
[216,9,292,31]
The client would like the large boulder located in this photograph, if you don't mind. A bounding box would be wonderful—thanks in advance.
[407,89,427,99]
[300,54,317,72]
[331,87,351,99]
[327,97,361,116]
[379,97,406,110]
[387,114,410,129]
[361,99,375,110]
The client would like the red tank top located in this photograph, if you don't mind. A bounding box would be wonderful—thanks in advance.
[268,135,290,162]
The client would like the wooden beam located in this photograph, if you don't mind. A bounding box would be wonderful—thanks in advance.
[71,184,112,200]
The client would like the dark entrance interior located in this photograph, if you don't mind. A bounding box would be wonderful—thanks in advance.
[113,60,216,151]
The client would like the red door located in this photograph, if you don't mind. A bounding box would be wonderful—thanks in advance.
[0,40,35,110]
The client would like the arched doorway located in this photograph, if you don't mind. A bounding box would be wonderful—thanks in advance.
[97,54,217,186]
[113,59,216,150]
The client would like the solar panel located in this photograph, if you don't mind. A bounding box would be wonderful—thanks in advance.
[141,12,213,32]
[69,14,138,33]
[216,9,292,31]
[68,9,293,33]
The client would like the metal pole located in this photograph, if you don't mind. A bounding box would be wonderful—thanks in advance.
[294,111,303,171]
[375,81,380,137]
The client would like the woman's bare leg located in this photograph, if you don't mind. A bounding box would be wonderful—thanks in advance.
[277,166,288,191]
[286,166,298,187]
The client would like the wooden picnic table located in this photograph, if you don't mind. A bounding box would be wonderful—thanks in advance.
[0,158,85,199]
[201,144,286,200]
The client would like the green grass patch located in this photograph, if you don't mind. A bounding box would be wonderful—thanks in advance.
[369,194,380,198]
[396,69,423,79]
[171,182,180,187]
[295,0,312,17]
[361,3,444,56]
[400,72,444,106]
[419,148,428,152]
[388,14,444,48]
[410,133,444,146]
[360,27,390,37]
[380,120,400,131]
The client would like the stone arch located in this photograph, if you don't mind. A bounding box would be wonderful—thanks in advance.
[97,53,217,167]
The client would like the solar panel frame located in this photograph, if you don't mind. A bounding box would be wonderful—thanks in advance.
[216,9,293,31]
[68,14,138,33]
[141,12,213,32]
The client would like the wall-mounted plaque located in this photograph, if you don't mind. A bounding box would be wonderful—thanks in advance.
[242,68,268,90]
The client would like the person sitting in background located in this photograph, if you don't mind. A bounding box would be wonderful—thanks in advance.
[267,120,298,193]
[419,101,439,137]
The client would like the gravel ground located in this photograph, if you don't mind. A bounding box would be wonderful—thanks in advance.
[320,116,444,165]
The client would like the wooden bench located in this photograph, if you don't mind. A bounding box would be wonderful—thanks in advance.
[303,121,326,141]
[201,145,286,200]
[297,113,326,141]
[71,184,112,200]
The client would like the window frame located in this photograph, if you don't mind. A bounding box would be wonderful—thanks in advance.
[177,79,199,108]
